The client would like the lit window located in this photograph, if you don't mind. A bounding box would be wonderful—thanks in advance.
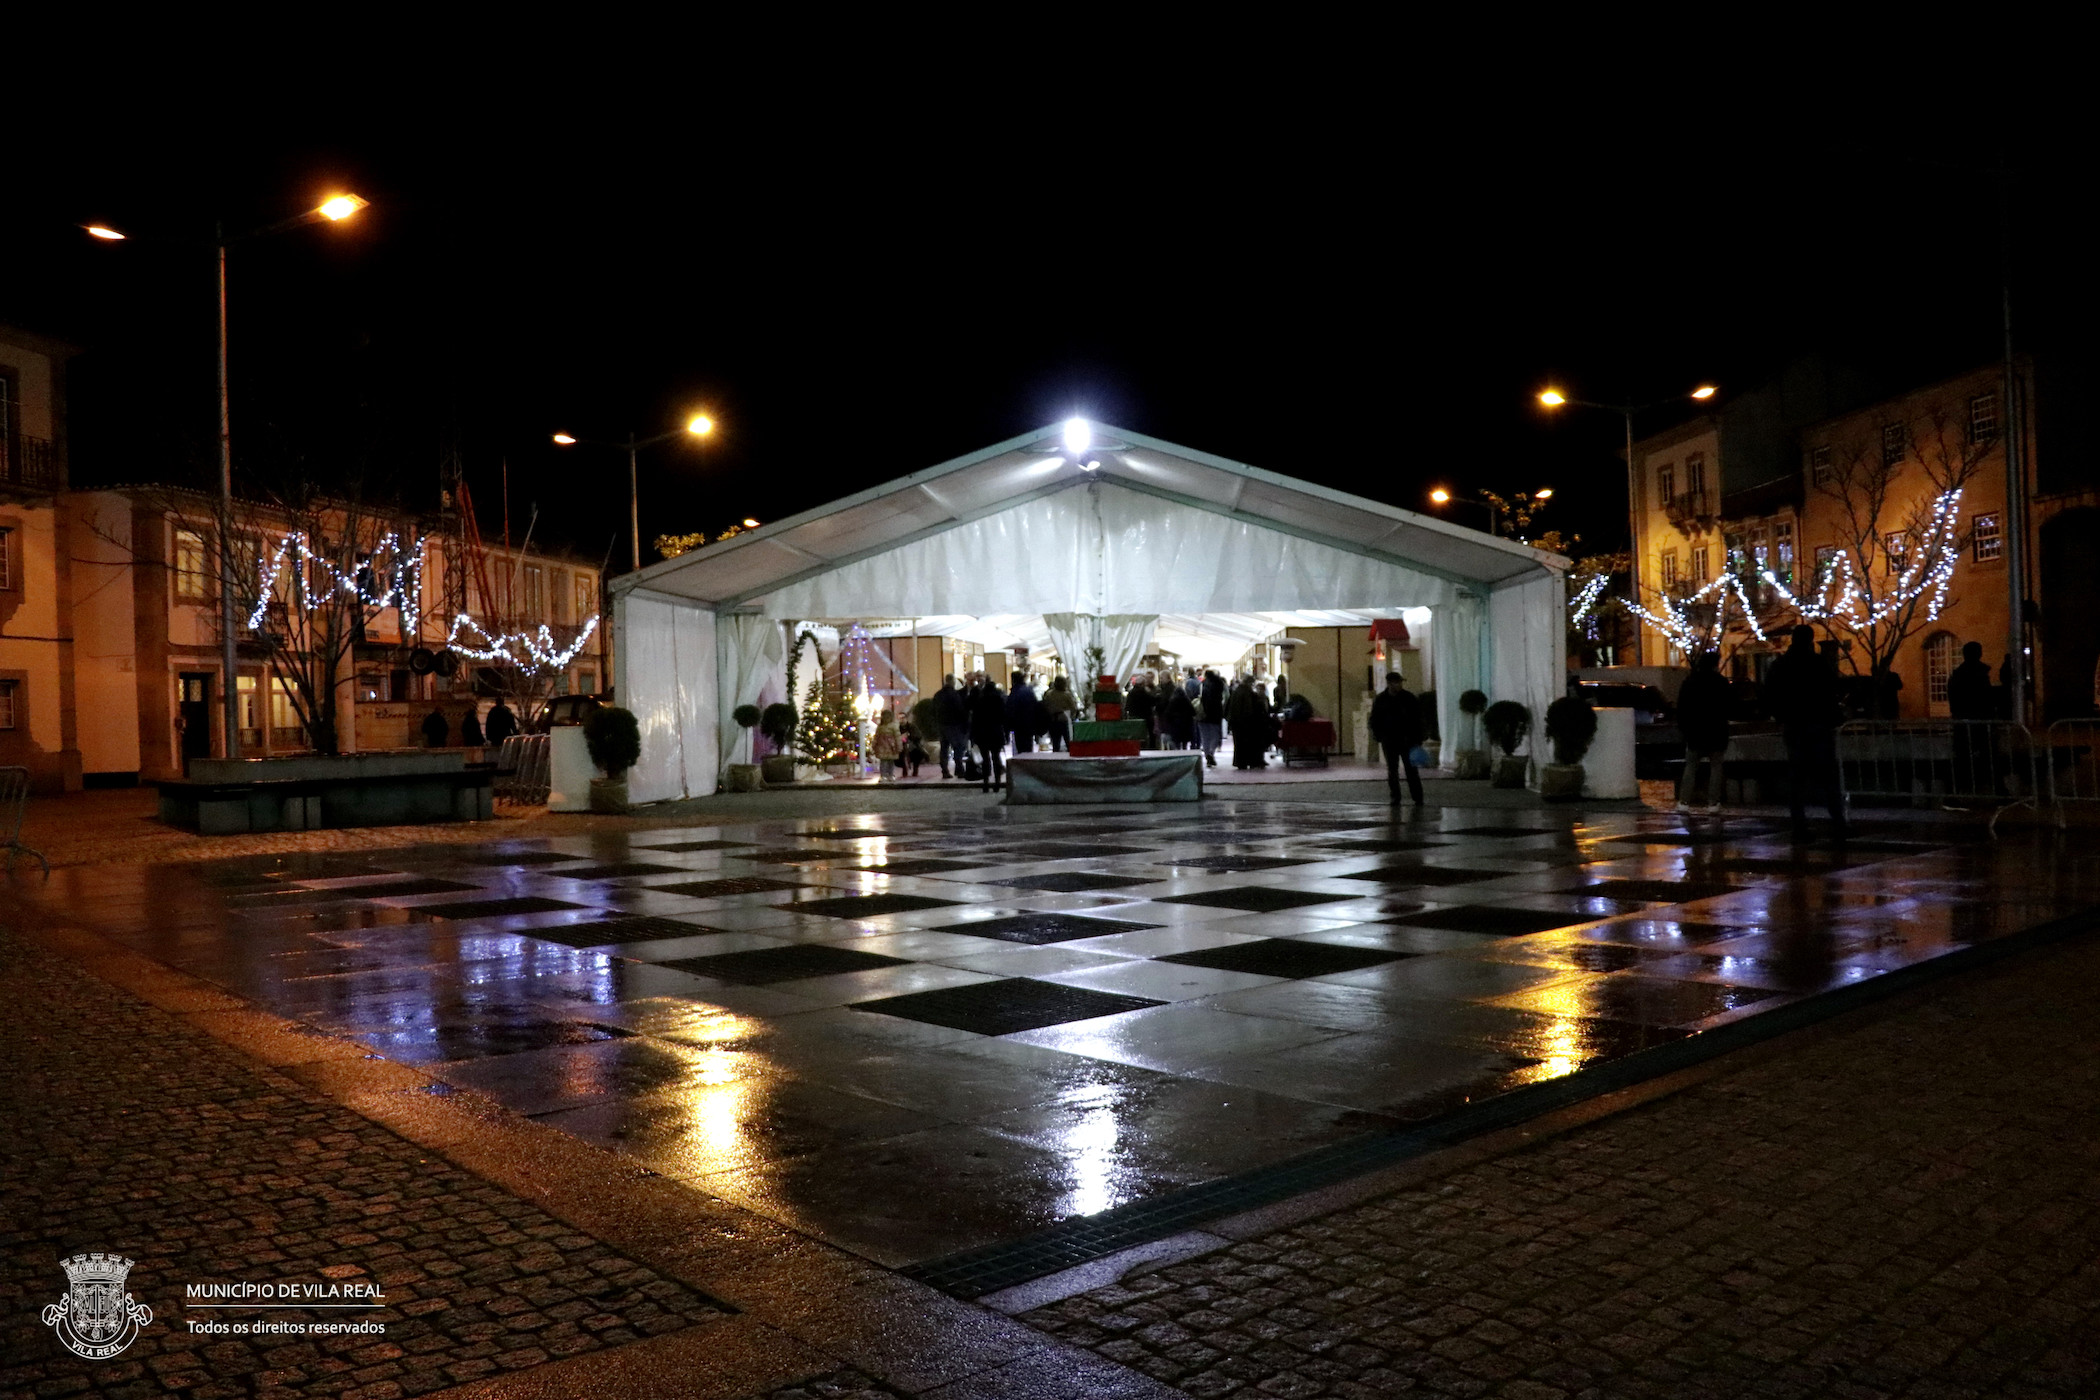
[1973,513,2003,563]
[1661,549,1679,586]
[1809,445,1832,486]
[1691,546,1709,582]
[1774,521,1795,580]
[1886,532,1908,564]
[174,528,210,601]
[575,574,594,620]
[1684,453,1707,502]
[524,564,545,619]
[1968,392,1999,445]
[577,667,598,695]
[1882,422,1906,468]
[1925,632,1957,708]
[1749,525,1768,572]
[1814,544,1841,588]
[0,679,14,729]
[552,568,570,624]
[1656,463,1676,506]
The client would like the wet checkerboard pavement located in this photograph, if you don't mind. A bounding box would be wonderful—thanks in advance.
[20,801,2097,1286]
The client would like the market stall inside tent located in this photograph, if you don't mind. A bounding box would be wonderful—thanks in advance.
[609,422,1568,802]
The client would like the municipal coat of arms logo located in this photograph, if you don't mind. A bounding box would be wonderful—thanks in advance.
[41,1254,152,1359]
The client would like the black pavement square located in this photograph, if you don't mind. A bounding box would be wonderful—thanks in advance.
[544,862,689,881]
[1387,905,1596,937]
[1569,975,1779,1027]
[791,892,964,917]
[1314,839,1451,854]
[411,895,593,920]
[1153,855,1320,873]
[854,858,988,876]
[331,878,484,899]
[1156,938,1409,978]
[739,848,848,864]
[1441,826,1559,838]
[1338,865,1512,886]
[995,843,1153,860]
[643,839,762,852]
[934,913,1163,945]
[662,943,911,984]
[1606,829,1763,847]
[453,850,587,867]
[1568,878,1742,903]
[526,916,716,949]
[853,978,1165,1035]
[990,872,1158,893]
[1152,887,1358,913]
[653,877,805,898]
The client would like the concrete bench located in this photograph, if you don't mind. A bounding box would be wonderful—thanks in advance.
[158,753,495,834]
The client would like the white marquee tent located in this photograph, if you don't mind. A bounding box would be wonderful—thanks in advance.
[609,422,1568,802]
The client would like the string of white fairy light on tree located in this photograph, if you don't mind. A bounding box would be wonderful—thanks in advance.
[1758,488,1964,628]
[1568,573,1611,637]
[241,530,600,671]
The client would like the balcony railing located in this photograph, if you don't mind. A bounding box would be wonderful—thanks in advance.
[0,435,62,492]
[1664,487,1711,523]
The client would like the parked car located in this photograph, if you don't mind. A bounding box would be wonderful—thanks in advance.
[530,691,611,734]
[1574,681,1683,778]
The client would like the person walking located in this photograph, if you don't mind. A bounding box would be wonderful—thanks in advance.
[484,699,518,746]
[421,705,450,748]
[459,704,484,748]
[1368,670,1426,806]
[1006,672,1041,756]
[1198,670,1226,767]
[970,673,1008,792]
[935,674,971,779]
[1765,624,1847,841]
[1042,675,1077,752]
[1674,651,1731,812]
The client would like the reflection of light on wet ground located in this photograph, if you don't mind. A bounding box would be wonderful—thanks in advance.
[1530,1017,1589,1081]
[688,1077,759,1161]
[1051,1081,1137,1218]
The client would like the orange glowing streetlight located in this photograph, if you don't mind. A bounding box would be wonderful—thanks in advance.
[555,414,724,570]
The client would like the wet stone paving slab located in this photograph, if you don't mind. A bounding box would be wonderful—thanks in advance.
[14,801,2098,1288]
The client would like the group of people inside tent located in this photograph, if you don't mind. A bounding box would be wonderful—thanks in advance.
[862,667,1319,790]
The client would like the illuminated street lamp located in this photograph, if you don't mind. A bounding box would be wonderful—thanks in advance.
[553,415,718,570]
[87,192,369,759]
[1427,486,1553,538]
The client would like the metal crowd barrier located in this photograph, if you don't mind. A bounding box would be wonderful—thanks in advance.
[2044,719,2100,826]
[493,734,551,805]
[1,765,48,877]
[1837,719,2043,835]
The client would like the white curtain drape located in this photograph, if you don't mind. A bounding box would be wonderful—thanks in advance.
[1041,612,1092,678]
[1432,593,1485,758]
[1489,570,1566,778]
[717,614,786,772]
[619,593,719,804]
[1101,614,1158,683]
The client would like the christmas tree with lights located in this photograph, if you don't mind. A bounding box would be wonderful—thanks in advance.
[796,679,860,765]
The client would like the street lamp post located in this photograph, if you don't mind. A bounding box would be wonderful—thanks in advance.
[553,415,716,571]
[1428,487,1553,538]
[92,194,369,759]
[1538,385,1715,663]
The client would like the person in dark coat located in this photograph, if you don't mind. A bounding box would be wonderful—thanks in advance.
[1764,625,1846,840]
[460,706,485,747]
[1947,641,2001,794]
[1198,670,1226,767]
[1006,674,1041,756]
[484,700,518,745]
[934,674,971,779]
[1674,651,1731,812]
[1126,676,1158,751]
[969,675,1008,791]
[1368,670,1426,805]
[421,706,450,748]
[1226,678,1269,769]
[1163,685,1196,750]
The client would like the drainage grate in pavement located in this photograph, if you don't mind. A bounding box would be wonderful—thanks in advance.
[412,896,596,920]
[934,913,1163,945]
[1314,839,1451,854]
[993,844,1153,861]
[523,916,715,948]
[788,893,964,918]
[652,877,805,899]
[543,863,689,881]
[1152,888,1358,913]
[853,978,1165,1035]
[1156,938,1410,978]
[1152,855,1320,873]
[661,944,912,984]
[1385,905,1596,937]
[989,873,1159,894]
[738,849,849,865]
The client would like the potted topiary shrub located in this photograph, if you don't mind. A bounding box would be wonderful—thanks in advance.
[1483,699,1532,789]
[759,701,799,785]
[726,704,764,792]
[1454,689,1491,778]
[1541,693,1598,800]
[583,705,641,812]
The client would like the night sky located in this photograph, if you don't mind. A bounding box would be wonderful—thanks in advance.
[6,81,2089,578]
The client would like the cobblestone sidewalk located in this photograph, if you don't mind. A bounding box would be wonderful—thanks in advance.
[1021,932,2100,1399]
[0,924,729,1400]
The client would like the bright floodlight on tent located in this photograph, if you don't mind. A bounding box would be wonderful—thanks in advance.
[1063,418,1092,454]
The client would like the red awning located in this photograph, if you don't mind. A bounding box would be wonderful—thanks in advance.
[1367,618,1411,643]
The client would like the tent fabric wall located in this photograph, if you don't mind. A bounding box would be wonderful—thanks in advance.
[759,483,1463,620]
[1102,614,1158,684]
[716,615,786,772]
[1489,570,1567,773]
[617,592,719,804]
[1431,593,1485,759]
[1040,613,1091,678]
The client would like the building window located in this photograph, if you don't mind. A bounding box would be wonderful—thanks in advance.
[174,528,211,601]
[237,674,262,751]
[1749,524,1769,573]
[1814,544,1842,589]
[524,564,545,619]
[270,676,305,748]
[1882,422,1907,468]
[1684,453,1707,503]
[1809,445,1832,486]
[1886,531,1908,566]
[1968,392,1999,445]
[1925,631,1957,711]
[1691,546,1710,582]
[1774,521,1795,580]
[1973,512,2003,563]
[552,568,570,624]
[1661,549,1679,586]
[0,528,11,590]
[1656,462,1676,507]
[577,667,598,696]
[575,574,595,620]
[0,679,14,729]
